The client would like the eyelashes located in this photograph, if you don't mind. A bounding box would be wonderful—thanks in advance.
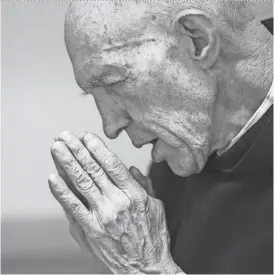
[79,79,124,97]
[79,71,131,97]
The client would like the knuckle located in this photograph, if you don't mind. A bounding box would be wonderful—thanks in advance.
[101,214,115,227]
[135,189,148,204]
[59,188,71,199]
[74,145,84,157]
[87,162,106,181]
[105,157,123,173]
[82,214,92,227]
[65,158,76,170]
[86,161,101,175]
[70,202,83,215]
[99,204,116,226]
[81,154,91,167]
[80,182,94,193]
[116,200,131,214]
[73,170,95,193]
[93,171,105,183]
[75,171,89,187]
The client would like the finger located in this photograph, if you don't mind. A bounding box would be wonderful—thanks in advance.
[64,210,96,256]
[51,150,89,209]
[129,166,155,197]
[48,173,98,232]
[57,131,120,200]
[82,133,146,200]
[51,141,103,209]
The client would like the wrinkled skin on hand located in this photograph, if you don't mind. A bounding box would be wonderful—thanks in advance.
[49,131,183,274]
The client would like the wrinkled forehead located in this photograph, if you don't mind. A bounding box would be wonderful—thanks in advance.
[66,2,154,52]
[65,2,162,86]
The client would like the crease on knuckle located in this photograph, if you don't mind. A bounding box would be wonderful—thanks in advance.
[90,164,106,182]
[75,171,91,190]
[74,145,84,158]
[65,158,76,172]
[134,189,148,207]
[75,171,85,183]
[86,160,102,174]
[80,182,95,195]
[69,201,83,215]
[59,188,71,199]
[81,154,91,167]
[105,157,123,174]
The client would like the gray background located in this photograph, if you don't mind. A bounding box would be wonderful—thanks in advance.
[1,2,151,273]
[1,1,273,274]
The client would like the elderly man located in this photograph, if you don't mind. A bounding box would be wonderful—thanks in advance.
[49,1,273,274]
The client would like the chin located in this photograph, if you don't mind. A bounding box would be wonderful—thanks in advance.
[166,157,199,177]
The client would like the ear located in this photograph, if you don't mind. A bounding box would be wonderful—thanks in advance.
[173,9,220,70]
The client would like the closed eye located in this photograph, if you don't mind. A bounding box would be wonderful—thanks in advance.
[80,74,130,96]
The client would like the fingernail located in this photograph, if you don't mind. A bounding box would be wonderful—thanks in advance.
[54,137,63,143]
[51,141,66,155]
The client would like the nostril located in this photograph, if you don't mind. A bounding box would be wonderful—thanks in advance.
[116,128,124,137]
[103,116,130,139]
[104,126,124,139]
[151,139,158,145]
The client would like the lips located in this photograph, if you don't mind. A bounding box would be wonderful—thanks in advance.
[132,138,158,148]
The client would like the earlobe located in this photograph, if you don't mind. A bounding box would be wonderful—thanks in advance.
[173,9,220,70]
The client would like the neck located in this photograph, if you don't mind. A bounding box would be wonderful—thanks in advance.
[212,20,273,153]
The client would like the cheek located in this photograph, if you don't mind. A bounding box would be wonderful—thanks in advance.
[93,90,127,121]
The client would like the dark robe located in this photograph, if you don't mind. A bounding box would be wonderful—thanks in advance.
[148,20,273,273]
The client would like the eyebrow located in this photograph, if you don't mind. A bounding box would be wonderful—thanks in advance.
[102,38,156,52]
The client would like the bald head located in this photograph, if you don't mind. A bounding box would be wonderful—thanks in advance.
[64,1,256,46]
[64,1,257,76]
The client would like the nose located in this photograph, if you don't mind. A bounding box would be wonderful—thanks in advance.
[103,115,130,139]
[96,100,130,139]
[92,87,130,139]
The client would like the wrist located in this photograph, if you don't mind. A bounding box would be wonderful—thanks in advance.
[135,260,184,274]
[162,260,184,274]
[152,257,184,274]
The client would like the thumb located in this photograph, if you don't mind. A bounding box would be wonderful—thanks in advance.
[129,166,155,197]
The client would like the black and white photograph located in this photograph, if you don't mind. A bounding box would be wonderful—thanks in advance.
[1,1,273,274]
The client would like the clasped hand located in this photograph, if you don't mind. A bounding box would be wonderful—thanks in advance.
[49,131,182,274]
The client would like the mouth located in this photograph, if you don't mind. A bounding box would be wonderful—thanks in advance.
[132,138,158,148]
